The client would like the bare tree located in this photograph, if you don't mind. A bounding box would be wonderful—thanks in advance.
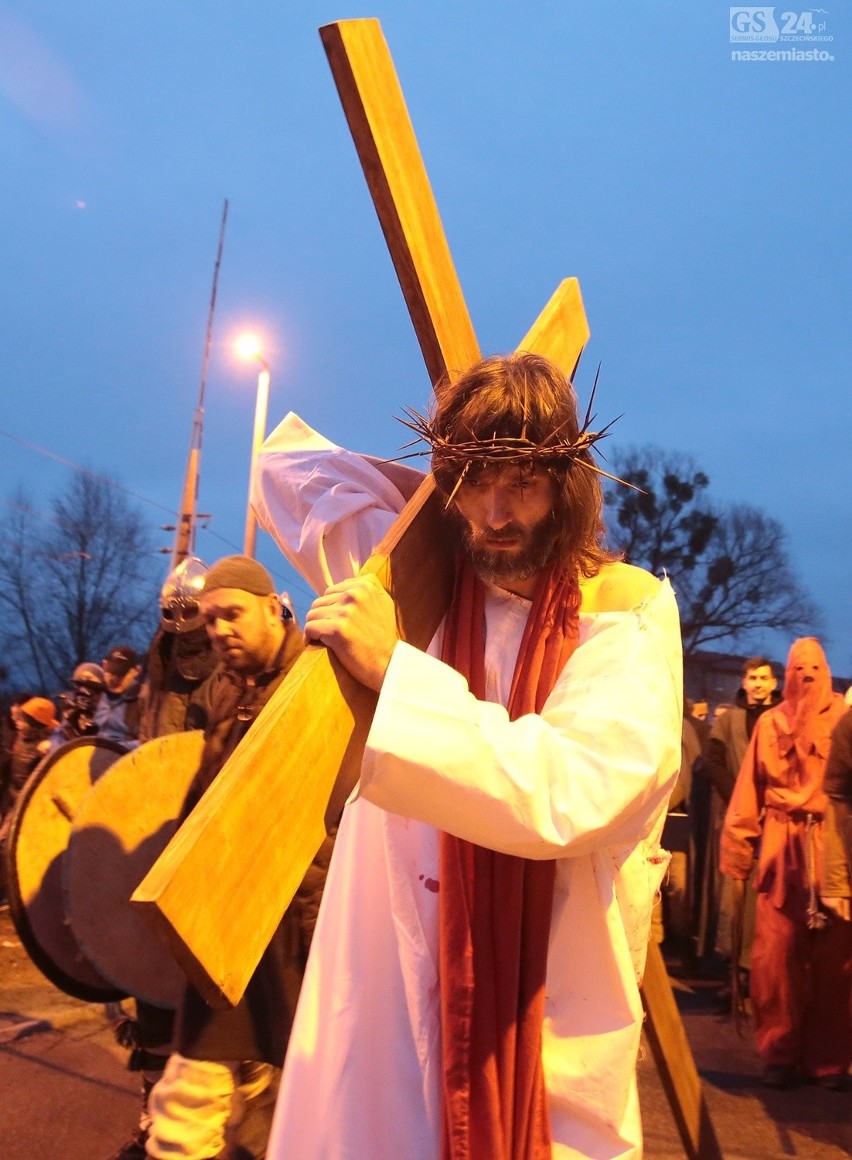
[0,473,159,691]
[605,449,717,577]
[604,448,821,656]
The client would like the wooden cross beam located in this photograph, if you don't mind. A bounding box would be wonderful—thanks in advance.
[642,941,723,1160]
[132,17,589,1006]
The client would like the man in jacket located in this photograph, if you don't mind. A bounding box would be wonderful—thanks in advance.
[143,556,334,1160]
[698,657,780,966]
[95,645,143,744]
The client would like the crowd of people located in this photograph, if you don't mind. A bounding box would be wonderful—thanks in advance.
[0,552,324,1160]
[0,649,140,885]
[0,350,849,1160]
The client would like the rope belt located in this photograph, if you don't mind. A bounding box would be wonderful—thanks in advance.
[763,807,827,929]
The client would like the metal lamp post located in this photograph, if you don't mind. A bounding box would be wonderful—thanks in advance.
[236,335,271,559]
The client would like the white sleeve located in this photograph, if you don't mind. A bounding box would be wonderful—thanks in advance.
[359,582,683,859]
[251,412,425,590]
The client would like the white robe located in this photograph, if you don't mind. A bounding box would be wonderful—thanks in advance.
[253,414,683,1160]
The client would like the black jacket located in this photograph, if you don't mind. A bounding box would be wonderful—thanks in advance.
[176,622,336,1068]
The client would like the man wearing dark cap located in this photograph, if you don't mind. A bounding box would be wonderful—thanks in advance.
[139,555,333,1160]
[95,645,143,744]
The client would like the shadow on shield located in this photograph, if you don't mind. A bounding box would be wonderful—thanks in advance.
[6,731,205,1008]
[5,737,129,1002]
[64,730,204,1008]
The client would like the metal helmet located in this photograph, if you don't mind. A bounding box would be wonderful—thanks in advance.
[72,662,106,688]
[279,590,297,624]
[159,557,209,634]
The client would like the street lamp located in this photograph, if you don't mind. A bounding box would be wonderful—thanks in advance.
[235,333,271,558]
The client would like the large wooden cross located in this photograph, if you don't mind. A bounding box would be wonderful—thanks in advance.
[133,21,720,1159]
[132,16,589,1004]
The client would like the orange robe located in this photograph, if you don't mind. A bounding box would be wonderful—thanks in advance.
[721,640,851,1080]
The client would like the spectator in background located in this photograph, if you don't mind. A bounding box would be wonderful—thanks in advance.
[0,695,57,843]
[721,638,851,1090]
[654,699,705,962]
[689,701,729,951]
[707,659,780,802]
[1,694,32,807]
[94,645,142,745]
[108,559,219,1160]
[0,693,40,902]
[138,558,218,743]
[825,703,852,887]
[4,696,56,791]
[698,658,780,972]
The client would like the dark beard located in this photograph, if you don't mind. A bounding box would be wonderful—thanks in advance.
[459,514,559,587]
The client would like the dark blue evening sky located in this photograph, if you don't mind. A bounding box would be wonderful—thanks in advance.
[1,3,849,673]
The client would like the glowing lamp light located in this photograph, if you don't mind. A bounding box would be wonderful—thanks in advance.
[235,332,265,364]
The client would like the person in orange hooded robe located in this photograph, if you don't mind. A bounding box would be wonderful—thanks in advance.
[720,638,852,1090]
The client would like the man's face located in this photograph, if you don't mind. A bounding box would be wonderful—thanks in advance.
[200,587,282,674]
[742,665,777,705]
[103,667,138,694]
[451,463,558,595]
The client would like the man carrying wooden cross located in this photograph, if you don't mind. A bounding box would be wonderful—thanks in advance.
[252,350,682,1159]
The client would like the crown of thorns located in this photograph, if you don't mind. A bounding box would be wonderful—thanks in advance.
[393,366,635,505]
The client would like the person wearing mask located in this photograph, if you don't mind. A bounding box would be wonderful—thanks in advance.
[721,639,851,1090]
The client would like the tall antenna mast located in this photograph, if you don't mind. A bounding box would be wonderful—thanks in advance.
[172,199,229,566]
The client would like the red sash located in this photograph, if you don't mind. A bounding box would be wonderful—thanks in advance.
[439,560,580,1160]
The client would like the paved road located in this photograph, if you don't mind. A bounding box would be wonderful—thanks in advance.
[638,967,851,1159]
[1,908,849,1159]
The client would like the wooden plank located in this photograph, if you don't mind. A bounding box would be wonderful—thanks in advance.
[131,20,590,1008]
[518,278,589,382]
[641,940,723,1160]
[320,19,480,387]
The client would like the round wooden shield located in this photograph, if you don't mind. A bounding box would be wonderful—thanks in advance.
[64,730,205,1008]
[5,737,129,1002]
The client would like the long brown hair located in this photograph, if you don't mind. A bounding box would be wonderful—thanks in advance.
[430,352,615,578]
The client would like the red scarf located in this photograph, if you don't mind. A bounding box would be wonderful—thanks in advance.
[439,560,580,1160]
